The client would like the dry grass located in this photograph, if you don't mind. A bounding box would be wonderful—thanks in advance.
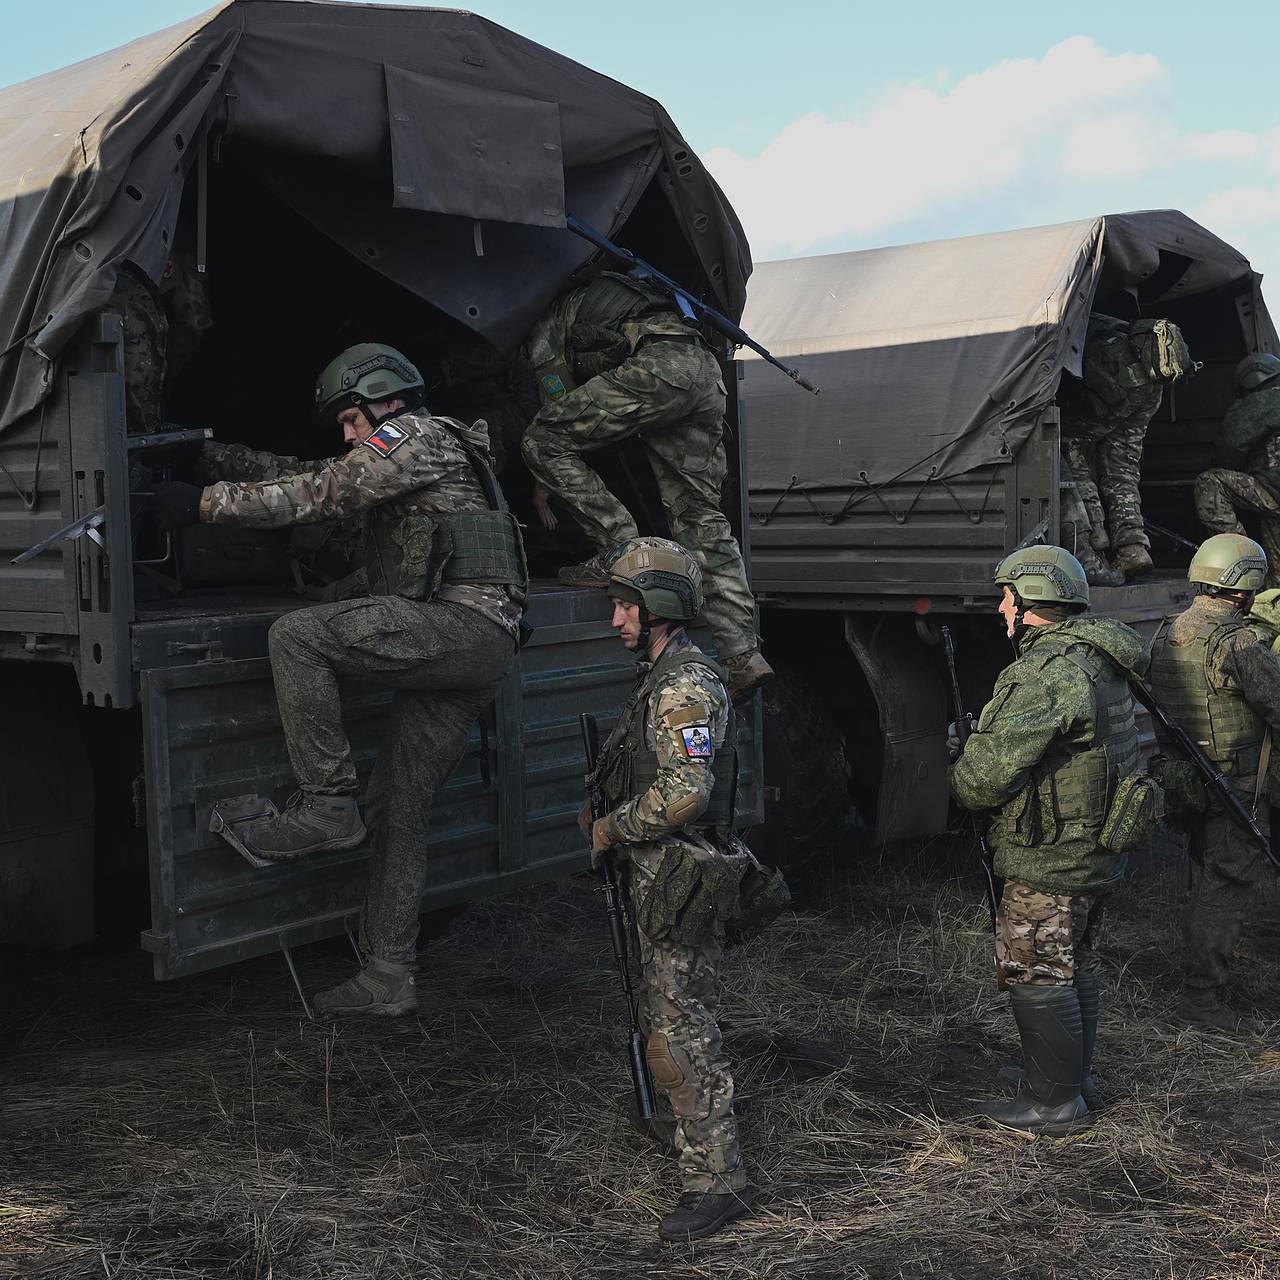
[2,838,1279,1279]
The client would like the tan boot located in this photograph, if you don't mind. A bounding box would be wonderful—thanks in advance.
[557,554,610,587]
[724,650,774,701]
[1112,543,1154,578]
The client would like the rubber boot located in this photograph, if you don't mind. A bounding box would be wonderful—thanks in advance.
[996,973,1100,1108]
[658,1187,754,1243]
[980,985,1091,1136]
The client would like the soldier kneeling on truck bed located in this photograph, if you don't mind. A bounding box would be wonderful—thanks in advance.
[150,343,527,1018]
[521,272,772,701]
[949,546,1155,1134]
[1194,353,1280,590]
[1060,313,1193,587]
[1147,533,1280,1035]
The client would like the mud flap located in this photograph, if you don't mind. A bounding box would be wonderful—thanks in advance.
[209,793,280,870]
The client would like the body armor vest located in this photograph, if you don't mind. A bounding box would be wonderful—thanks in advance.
[1148,613,1265,779]
[595,644,738,830]
[1000,631,1140,846]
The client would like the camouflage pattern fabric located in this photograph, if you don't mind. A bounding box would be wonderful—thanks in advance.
[995,881,1104,986]
[1194,468,1280,590]
[110,268,168,435]
[156,250,212,384]
[198,412,522,640]
[949,616,1147,895]
[521,336,757,660]
[1183,806,1267,1001]
[601,630,747,1193]
[268,595,515,963]
[1216,384,1280,472]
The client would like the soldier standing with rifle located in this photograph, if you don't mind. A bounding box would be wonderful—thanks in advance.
[1146,533,1280,1034]
[581,536,756,1242]
[949,547,1153,1134]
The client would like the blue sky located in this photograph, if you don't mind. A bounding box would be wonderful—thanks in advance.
[6,1,1280,280]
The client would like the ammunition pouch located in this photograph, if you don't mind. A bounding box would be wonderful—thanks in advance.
[1098,773,1164,853]
[1149,753,1210,822]
[437,510,529,597]
[635,844,743,946]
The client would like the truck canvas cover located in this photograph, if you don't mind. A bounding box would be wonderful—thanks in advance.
[740,212,1277,496]
[0,0,750,434]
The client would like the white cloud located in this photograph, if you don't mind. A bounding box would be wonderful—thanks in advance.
[705,35,1280,280]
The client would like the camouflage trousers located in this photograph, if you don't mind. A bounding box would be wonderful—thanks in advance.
[521,340,757,661]
[1194,468,1280,589]
[268,596,515,963]
[111,272,168,435]
[1061,420,1150,554]
[1183,806,1267,1001]
[627,840,747,1194]
[995,881,1105,987]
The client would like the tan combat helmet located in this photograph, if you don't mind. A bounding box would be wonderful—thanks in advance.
[1188,533,1267,592]
[605,536,704,621]
[993,545,1090,609]
[1234,353,1280,394]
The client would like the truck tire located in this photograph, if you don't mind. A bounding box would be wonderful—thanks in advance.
[753,668,855,871]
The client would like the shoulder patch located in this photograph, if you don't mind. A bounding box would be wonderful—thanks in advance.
[665,707,708,729]
[680,724,713,759]
[364,421,411,457]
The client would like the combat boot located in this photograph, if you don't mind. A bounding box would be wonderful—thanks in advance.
[996,973,1100,1108]
[979,984,1091,1136]
[658,1187,754,1243]
[1112,543,1154,578]
[1073,542,1124,588]
[1173,992,1260,1036]
[724,650,774,701]
[241,792,366,862]
[557,554,610,587]
[313,957,418,1019]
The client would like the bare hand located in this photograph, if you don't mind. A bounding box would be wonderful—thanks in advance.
[532,483,558,532]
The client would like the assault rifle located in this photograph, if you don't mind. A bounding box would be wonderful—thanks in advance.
[579,713,658,1119]
[1130,678,1280,873]
[940,625,1001,926]
[566,214,820,395]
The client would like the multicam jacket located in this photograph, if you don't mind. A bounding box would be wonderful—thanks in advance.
[197,411,523,639]
[949,616,1147,894]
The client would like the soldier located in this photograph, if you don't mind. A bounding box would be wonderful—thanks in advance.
[585,537,754,1241]
[521,272,772,701]
[949,546,1151,1134]
[1147,533,1280,1034]
[1194,353,1280,589]
[150,344,526,1017]
[1060,313,1192,586]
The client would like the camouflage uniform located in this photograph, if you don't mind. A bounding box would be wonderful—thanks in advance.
[521,277,757,661]
[109,254,212,435]
[1195,386,1280,589]
[950,616,1147,984]
[594,629,749,1194]
[196,412,522,961]
[1148,593,1280,1002]
[1060,314,1189,573]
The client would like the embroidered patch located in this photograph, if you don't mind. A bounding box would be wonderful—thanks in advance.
[680,725,713,759]
[541,372,568,401]
[364,421,410,456]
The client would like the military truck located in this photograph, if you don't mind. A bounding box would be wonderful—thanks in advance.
[737,213,1278,858]
[0,3,762,977]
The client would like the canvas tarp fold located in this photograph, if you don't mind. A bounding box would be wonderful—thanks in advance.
[0,0,750,433]
[740,211,1276,494]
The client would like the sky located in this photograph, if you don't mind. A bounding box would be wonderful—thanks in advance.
[5,0,1280,283]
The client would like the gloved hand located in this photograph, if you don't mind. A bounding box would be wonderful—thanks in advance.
[946,713,976,762]
[150,481,204,530]
[590,812,621,868]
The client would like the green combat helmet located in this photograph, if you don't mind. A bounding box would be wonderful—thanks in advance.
[1234,352,1280,394]
[315,342,425,424]
[1188,532,1267,591]
[993,545,1091,608]
[605,536,704,621]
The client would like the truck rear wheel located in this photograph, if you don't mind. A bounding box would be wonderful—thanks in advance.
[753,668,855,871]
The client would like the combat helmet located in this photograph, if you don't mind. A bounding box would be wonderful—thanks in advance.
[993,545,1090,609]
[315,343,424,424]
[1234,353,1280,394]
[1188,533,1267,592]
[605,536,704,621]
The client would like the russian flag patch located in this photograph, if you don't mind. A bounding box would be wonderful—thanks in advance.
[364,422,410,456]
